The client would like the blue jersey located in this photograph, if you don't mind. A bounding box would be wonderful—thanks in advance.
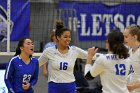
[4,55,39,93]
[43,42,56,50]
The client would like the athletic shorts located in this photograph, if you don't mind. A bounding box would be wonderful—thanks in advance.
[48,81,77,93]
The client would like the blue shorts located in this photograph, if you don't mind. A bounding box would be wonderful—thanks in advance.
[48,81,77,93]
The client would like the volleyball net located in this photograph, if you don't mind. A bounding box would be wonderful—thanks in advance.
[0,0,140,56]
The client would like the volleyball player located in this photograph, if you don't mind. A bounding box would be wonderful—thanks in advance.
[85,30,131,93]
[38,20,102,93]
[4,38,39,93]
[123,25,140,93]
[43,30,57,77]
[42,20,61,78]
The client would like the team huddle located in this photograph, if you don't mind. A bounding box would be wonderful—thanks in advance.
[4,22,140,93]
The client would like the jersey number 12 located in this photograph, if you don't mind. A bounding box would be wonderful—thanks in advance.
[115,64,126,76]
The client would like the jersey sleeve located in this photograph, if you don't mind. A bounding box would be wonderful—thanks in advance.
[38,49,49,67]
[85,64,92,75]
[90,56,105,77]
[30,59,39,87]
[43,42,52,49]
[75,46,88,59]
[75,46,103,60]
[44,43,50,49]
[4,58,15,93]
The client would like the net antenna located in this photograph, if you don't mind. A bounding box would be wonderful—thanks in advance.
[7,0,11,52]
[0,0,11,56]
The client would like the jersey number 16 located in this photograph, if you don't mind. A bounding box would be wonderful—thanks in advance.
[60,62,68,70]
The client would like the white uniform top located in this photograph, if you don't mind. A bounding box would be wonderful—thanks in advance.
[85,54,131,93]
[129,47,140,65]
[38,45,102,83]
[129,47,140,93]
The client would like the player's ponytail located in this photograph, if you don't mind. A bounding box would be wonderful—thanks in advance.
[55,20,70,40]
[56,20,64,30]
[107,29,129,59]
[14,38,25,56]
[112,43,129,59]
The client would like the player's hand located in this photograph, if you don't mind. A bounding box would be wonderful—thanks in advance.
[127,80,140,92]
[88,47,98,57]
[127,84,134,92]
[87,47,98,64]
[88,47,98,56]
[22,82,30,90]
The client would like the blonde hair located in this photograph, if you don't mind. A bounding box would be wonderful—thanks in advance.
[125,25,140,42]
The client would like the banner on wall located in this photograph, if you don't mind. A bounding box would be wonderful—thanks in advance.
[59,2,140,41]
[0,0,30,41]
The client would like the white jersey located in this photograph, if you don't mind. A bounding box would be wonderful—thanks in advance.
[129,47,140,64]
[85,54,131,93]
[38,45,101,83]
[129,47,140,93]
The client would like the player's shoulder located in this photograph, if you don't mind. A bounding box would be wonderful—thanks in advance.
[96,54,106,60]
[128,48,133,55]
[69,45,81,50]
[94,54,106,65]
[45,45,55,49]
[44,45,55,52]
[31,57,38,61]
[70,45,76,48]
[95,53,104,57]
[7,55,21,66]
[44,42,56,48]
[138,46,140,51]
[9,55,20,63]
[135,46,140,54]
[31,57,39,65]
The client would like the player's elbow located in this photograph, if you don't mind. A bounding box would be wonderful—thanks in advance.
[85,71,95,80]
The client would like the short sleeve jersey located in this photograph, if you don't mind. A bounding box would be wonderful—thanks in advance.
[129,47,140,93]
[38,46,88,83]
[90,54,131,93]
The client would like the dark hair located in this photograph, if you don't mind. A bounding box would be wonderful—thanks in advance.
[55,20,70,39]
[107,29,129,59]
[125,25,140,42]
[14,38,32,57]
[55,20,64,30]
